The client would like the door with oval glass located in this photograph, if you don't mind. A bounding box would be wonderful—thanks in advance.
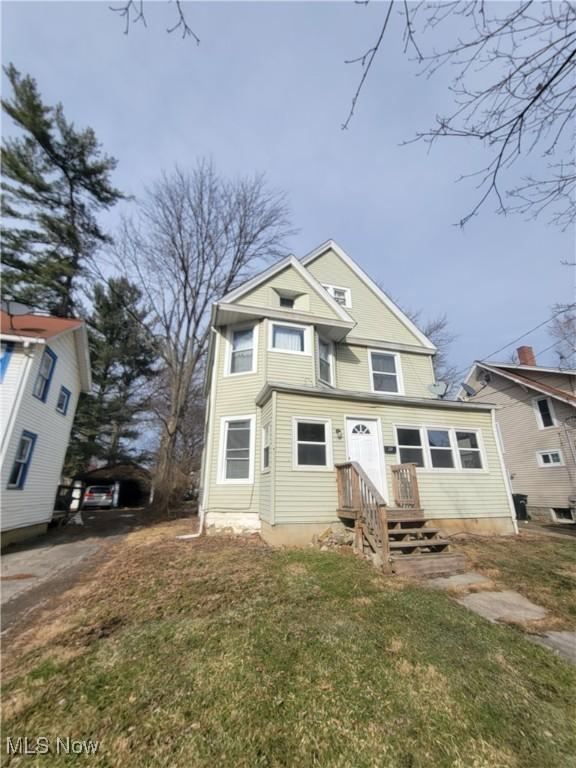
[345,418,387,500]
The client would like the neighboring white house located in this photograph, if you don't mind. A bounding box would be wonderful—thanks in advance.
[1,311,91,548]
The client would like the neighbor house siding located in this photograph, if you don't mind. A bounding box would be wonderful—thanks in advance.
[305,247,424,345]
[335,344,435,398]
[271,392,512,526]
[1,333,81,532]
[470,371,576,509]
[236,264,340,320]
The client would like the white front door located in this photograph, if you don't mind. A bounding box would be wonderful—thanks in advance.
[345,418,387,500]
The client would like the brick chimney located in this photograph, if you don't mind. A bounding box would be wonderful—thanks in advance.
[517,345,536,366]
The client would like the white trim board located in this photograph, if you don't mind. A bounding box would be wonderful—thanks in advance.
[219,255,354,324]
[300,240,436,351]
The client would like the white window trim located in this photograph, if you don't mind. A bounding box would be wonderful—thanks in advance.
[369,349,405,396]
[532,396,556,430]
[536,449,565,467]
[317,335,335,386]
[261,422,271,473]
[268,321,312,356]
[217,414,256,485]
[322,283,352,308]
[393,425,487,473]
[292,417,333,471]
[224,323,259,377]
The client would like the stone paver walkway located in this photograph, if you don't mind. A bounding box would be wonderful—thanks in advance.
[428,571,576,666]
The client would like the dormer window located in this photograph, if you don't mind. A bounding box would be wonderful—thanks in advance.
[280,296,295,309]
[323,284,351,308]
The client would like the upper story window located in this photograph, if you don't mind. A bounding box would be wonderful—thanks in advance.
[322,284,351,308]
[56,386,72,415]
[537,449,564,467]
[279,296,295,309]
[228,325,257,375]
[318,338,333,385]
[533,397,555,429]
[269,322,311,355]
[7,431,37,489]
[0,341,14,383]
[33,347,57,402]
[369,351,403,394]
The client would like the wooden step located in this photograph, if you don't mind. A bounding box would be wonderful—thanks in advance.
[391,553,467,578]
[389,539,450,551]
[388,527,440,537]
[387,508,424,521]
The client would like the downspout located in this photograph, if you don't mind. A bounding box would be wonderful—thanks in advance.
[492,408,518,534]
[178,327,219,541]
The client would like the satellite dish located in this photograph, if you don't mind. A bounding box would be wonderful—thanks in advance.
[428,381,448,398]
[460,382,477,398]
[1,300,32,316]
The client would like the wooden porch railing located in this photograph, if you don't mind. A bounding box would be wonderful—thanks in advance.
[390,463,421,510]
[335,462,389,569]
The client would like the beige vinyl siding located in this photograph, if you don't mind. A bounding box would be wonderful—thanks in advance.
[272,392,512,526]
[205,322,265,515]
[470,370,576,507]
[1,334,81,532]
[336,344,435,398]
[235,264,340,320]
[305,247,424,345]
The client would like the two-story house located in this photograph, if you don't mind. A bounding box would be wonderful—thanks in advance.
[200,241,516,546]
[461,346,576,523]
[1,311,91,548]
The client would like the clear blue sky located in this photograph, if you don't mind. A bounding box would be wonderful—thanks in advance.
[3,1,574,377]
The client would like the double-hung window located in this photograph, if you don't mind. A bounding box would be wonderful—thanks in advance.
[370,351,402,394]
[56,386,71,415]
[221,417,254,482]
[426,429,455,468]
[262,423,271,471]
[294,419,331,469]
[455,431,483,469]
[537,449,564,467]
[534,397,555,429]
[33,347,57,402]
[229,326,256,375]
[396,427,425,467]
[322,284,351,308]
[7,431,37,489]
[318,338,333,385]
[270,322,309,354]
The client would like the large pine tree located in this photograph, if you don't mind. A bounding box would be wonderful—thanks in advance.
[65,277,157,474]
[1,64,124,316]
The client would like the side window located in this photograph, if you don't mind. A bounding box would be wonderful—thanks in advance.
[456,431,483,469]
[33,347,57,402]
[318,338,333,385]
[396,427,425,467]
[56,386,72,415]
[534,397,554,429]
[322,284,351,308]
[537,449,564,467]
[294,420,331,469]
[262,423,271,471]
[229,326,256,375]
[7,431,37,489]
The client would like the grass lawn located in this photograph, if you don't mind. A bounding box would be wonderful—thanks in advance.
[458,533,576,625]
[2,522,575,768]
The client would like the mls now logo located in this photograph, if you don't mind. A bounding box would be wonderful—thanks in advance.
[6,737,100,755]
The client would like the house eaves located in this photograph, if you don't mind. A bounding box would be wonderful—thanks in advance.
[256,381,497,410]
[459,362,576,408]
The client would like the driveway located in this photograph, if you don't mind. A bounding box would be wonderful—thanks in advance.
[1,507,166,636]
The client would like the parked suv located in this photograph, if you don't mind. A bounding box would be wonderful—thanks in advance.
[82,485,115,509]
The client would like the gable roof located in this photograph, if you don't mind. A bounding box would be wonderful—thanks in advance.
[300,240,437,351]
[0,311,84,340]
[219,255,354,324]
[1,311,92,392]
[461,361,576,408]
[488,361,576,376]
